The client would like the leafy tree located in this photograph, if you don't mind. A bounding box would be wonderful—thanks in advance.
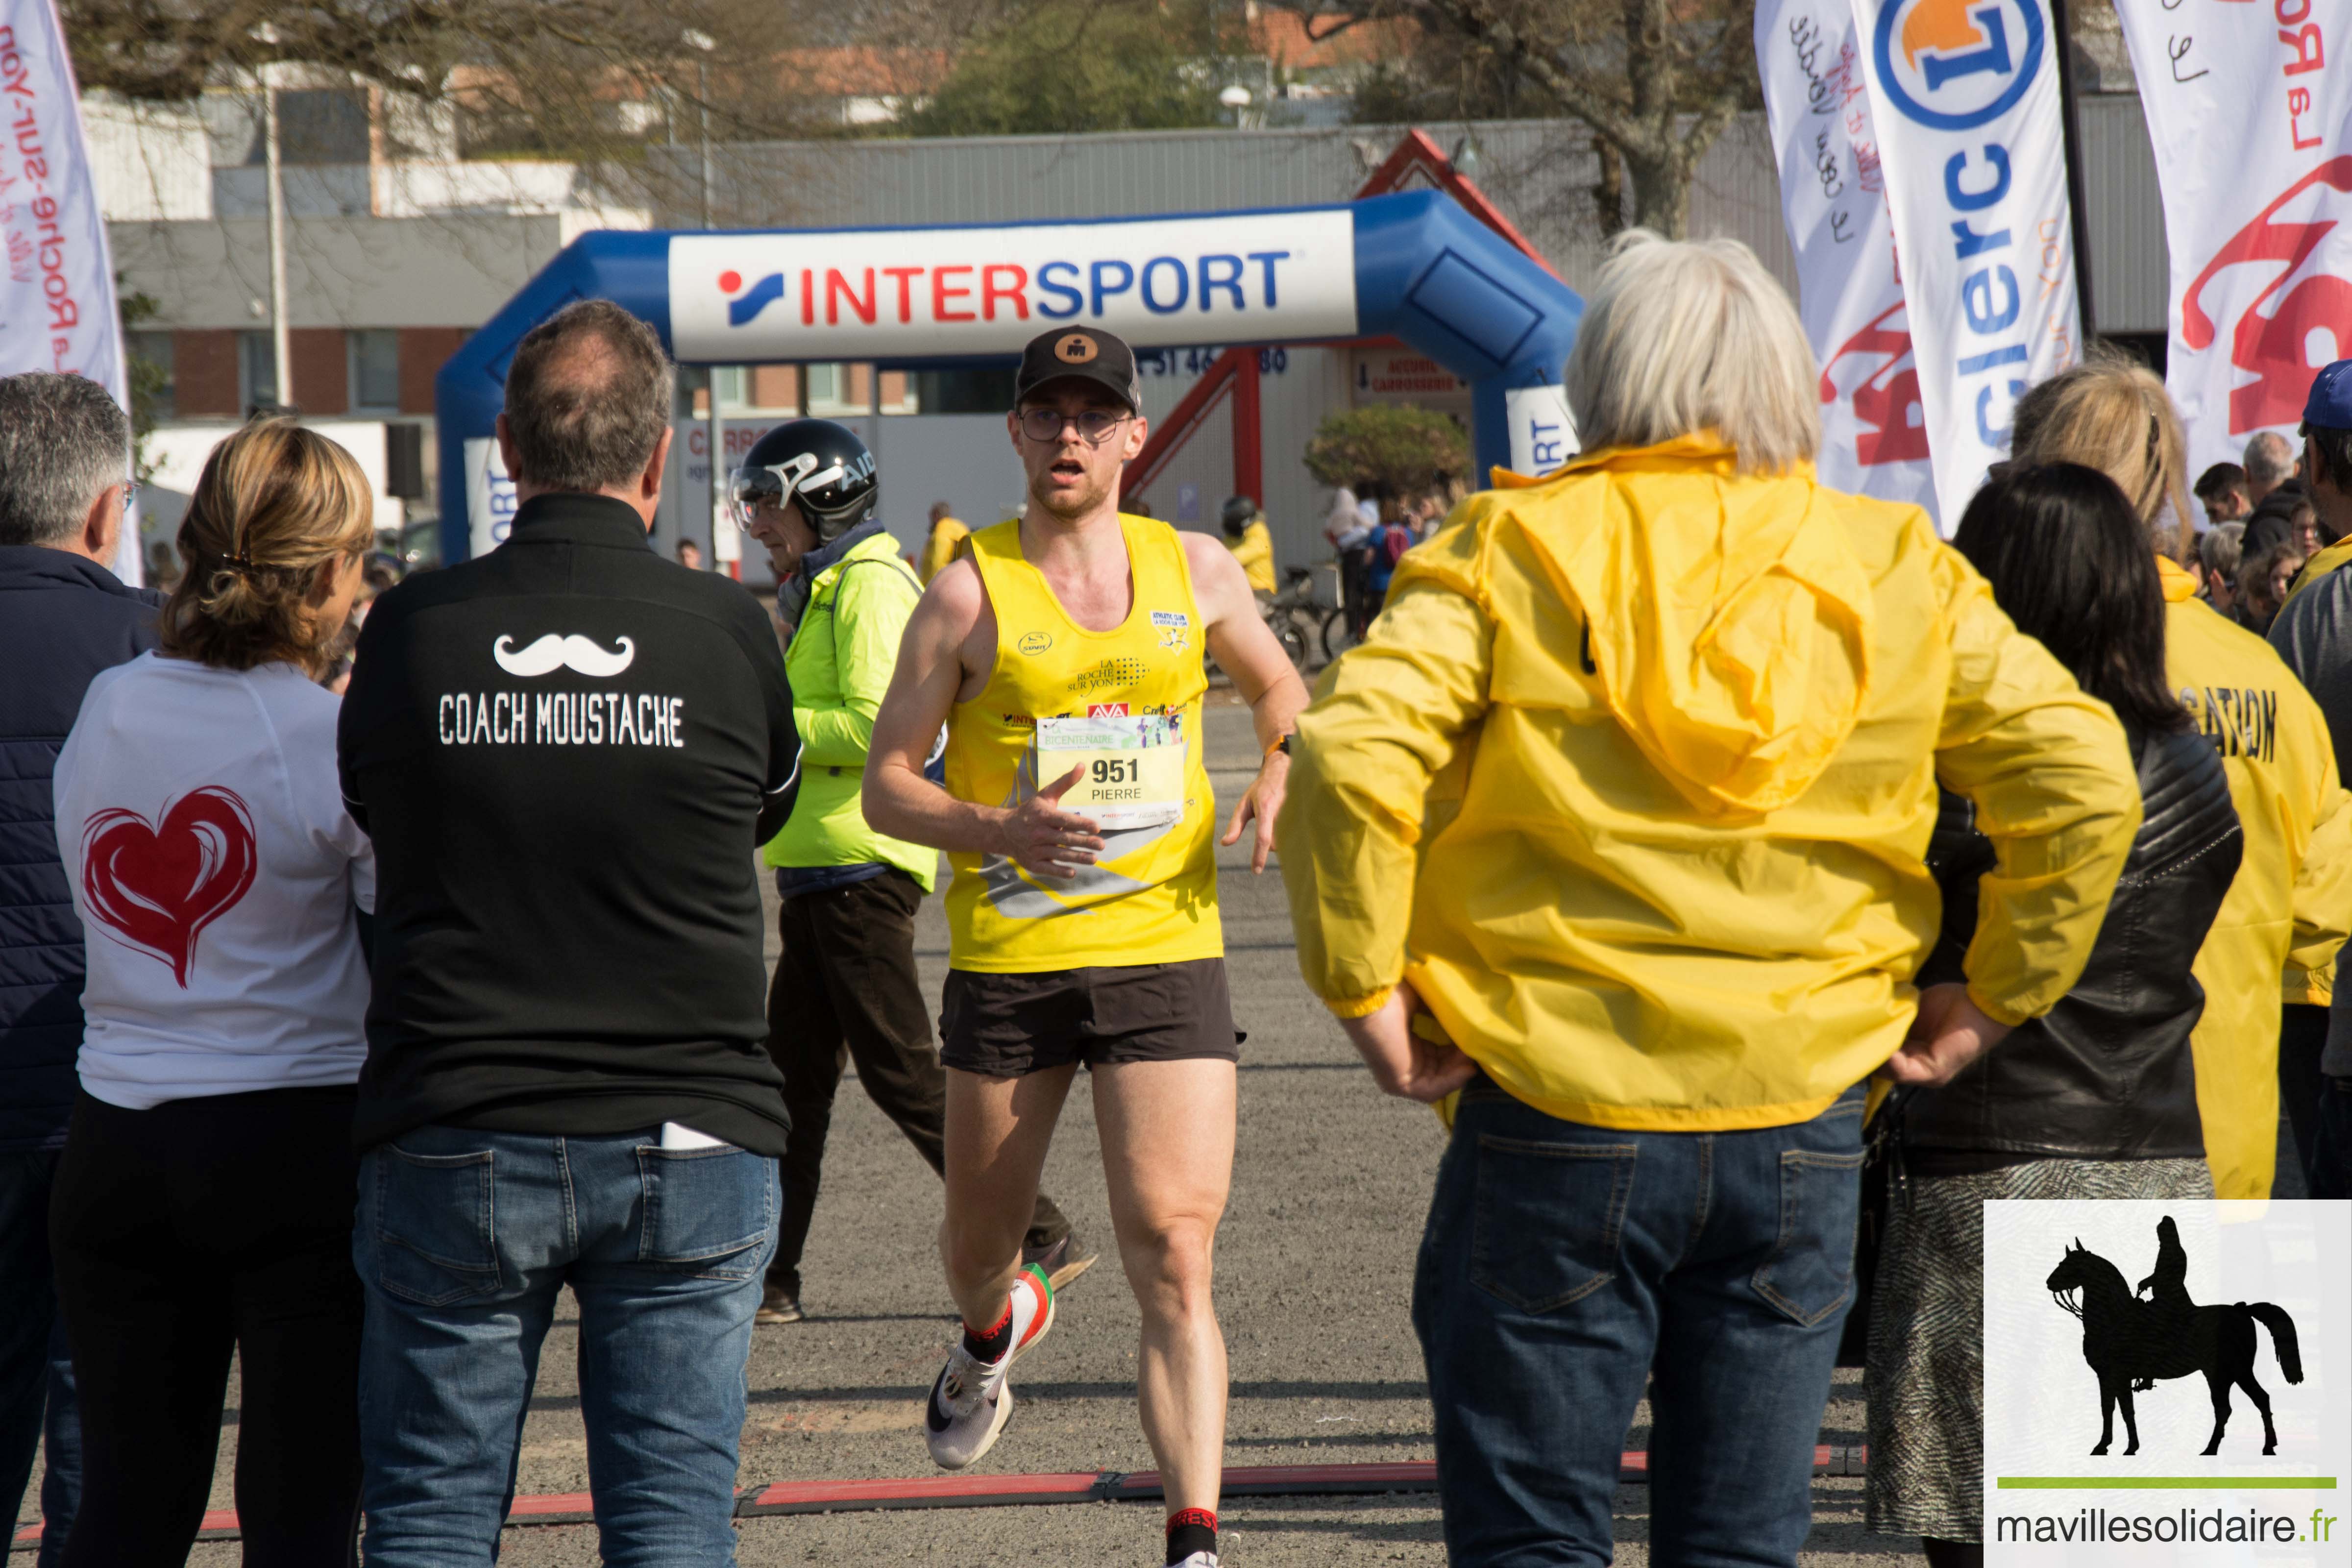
[1303,405,1468,498]
[906,0,1226,137]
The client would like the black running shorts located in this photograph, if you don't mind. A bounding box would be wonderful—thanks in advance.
[939,958,1241,1077]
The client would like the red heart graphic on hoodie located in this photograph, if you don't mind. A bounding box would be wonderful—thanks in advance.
[80,787,258,988]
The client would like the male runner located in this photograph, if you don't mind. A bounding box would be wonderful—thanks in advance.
[731,418,1085,1325]
[864,326,1306,1568]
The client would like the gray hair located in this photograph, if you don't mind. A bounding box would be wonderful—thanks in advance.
[2244,430,2297,487]
[1564,230,1819,476]
[2198,520,2244,584]
[502,299,675,494]
[0,372,129,547]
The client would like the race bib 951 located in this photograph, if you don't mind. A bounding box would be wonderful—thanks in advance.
[1036,714,1185,829]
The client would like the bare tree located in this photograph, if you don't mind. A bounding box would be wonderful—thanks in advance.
[1297,0,1757,237]
[58,0,944,175]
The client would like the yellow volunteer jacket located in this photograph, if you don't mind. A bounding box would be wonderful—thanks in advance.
[918,515,971,585]
[2157,554,2352,1196]
[1277,435,2143,1132]
[1226,520,1277,594]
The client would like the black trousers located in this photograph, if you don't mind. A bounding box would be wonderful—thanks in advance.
[2280,1002,2328,1185]
[48,1086,362,1568]
[765,869,1069,1292]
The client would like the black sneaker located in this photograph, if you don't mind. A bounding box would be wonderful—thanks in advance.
[756,1284,804,1324]
[1021,1231,1098,1292]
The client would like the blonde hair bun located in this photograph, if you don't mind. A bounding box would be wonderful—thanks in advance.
[161,418,376,671]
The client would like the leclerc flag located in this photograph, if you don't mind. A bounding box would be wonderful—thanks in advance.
[2113,1,2352,484]
[1756,0,1938,522]
[0,0,133,583]
[1848,0,2082,526]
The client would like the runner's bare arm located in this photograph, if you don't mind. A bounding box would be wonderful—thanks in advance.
[863,556,1107,879]
[1184,532,1309,874]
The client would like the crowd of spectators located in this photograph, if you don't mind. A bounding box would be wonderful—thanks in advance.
[2194,429,2344,637]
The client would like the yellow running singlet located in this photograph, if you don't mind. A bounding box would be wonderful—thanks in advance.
[943,516,1223,972]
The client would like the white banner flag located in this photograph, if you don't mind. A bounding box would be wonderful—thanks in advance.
[1757,0,1939,519]
[1848,0,2083,525]
[2114,0,2352,485]
[0,0,133,582]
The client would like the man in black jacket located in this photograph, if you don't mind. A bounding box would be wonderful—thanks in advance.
[0,371,154,1563]
[339,300,800,1563]
[2266,359,2352,1198]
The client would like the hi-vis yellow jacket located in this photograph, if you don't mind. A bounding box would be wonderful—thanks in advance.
[2156,554,2352,1197]
[1278,436,2143,1132]
[2280,534,2352,610]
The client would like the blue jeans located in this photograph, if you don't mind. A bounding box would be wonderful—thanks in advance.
[1414,1078,1864,1568]
[353,1127,778,1567]
[0,1150,79,1567]
[2312,1077,2352,1199]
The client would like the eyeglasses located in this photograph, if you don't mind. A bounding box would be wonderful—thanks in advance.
[119,481,140,509]
[1018,408,1128,445]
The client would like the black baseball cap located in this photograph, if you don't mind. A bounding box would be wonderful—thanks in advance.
[1014,327,1141,415]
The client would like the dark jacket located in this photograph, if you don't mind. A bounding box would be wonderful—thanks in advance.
[2268,561,2352,1078]
[0,547,162,1152]
[338,494,801,1155]
[1903,724,2241,1163]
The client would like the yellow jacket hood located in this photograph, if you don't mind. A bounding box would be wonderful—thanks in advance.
[1502,437,1875,815]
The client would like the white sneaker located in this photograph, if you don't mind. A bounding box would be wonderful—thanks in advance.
[1170,1554,1220,1567]
[923,1263,1055,1470]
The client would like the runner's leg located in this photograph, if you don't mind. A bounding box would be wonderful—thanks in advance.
[818,878,1078,1254]
[941,1064,1077,1330]
[1092,1057,1236,1516]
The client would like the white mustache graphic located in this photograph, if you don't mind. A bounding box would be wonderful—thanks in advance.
[493,633,637,678]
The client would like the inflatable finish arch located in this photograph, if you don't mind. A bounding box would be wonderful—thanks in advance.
[435,188,1584,562]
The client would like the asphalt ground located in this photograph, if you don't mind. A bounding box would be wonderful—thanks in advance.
[30,696,1937,1566]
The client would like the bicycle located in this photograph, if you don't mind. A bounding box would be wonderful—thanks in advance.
[1264,567,1340,672]
[1205,569,1340,682]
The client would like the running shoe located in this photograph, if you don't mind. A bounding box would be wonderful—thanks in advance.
[1022,1229,1099,1292]
[756,1284,804,1324]
[924,1263,1055,1470]
[1170,1554,1220,1567]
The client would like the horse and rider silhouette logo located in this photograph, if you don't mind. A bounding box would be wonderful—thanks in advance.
[2046,1217,2303,1457]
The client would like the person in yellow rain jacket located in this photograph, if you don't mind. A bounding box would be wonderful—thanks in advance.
[2011,359,2352,1200]
[916,500,969,585]
[1276,232,2145,1568]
